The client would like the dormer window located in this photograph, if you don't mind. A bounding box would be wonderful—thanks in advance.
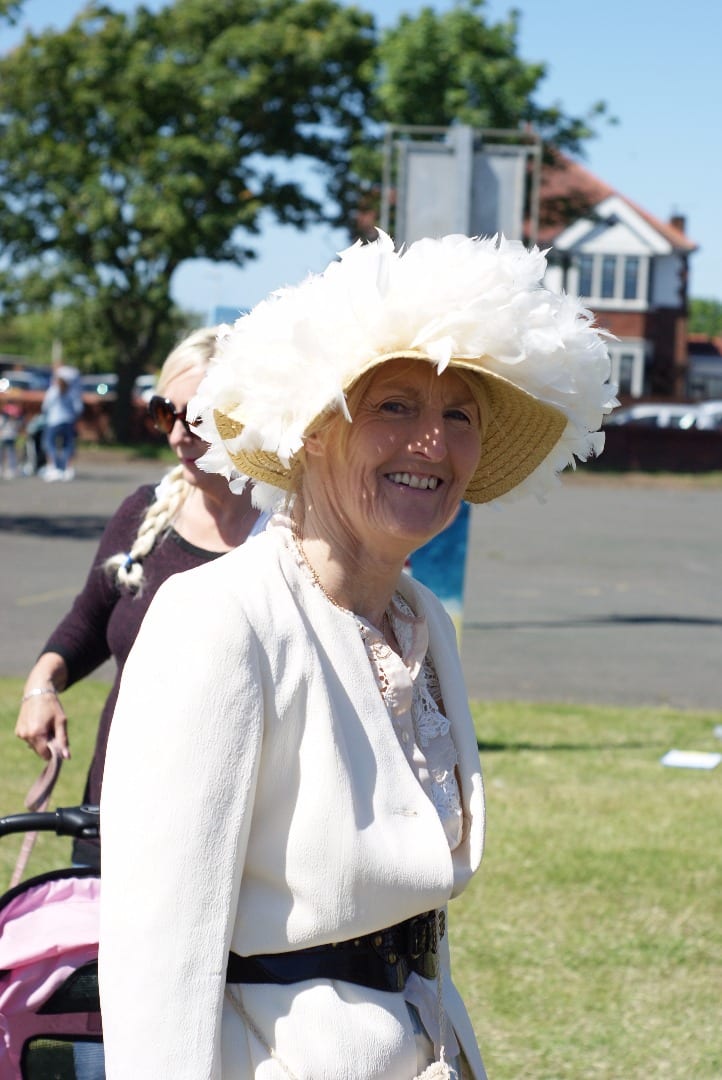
[573,253,648,305]
[578,253,593,296]
[623,256,640,300]
[601,255,616,298]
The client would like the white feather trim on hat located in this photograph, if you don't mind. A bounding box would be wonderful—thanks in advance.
[190,231,617,504]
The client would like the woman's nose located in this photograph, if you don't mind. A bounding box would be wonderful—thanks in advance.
[408,415,446,459]
[168,417,189,445]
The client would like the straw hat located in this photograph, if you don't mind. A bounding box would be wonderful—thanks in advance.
[191,231,617,505]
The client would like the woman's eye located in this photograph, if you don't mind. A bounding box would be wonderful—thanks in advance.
[446,408,473,423]
[379,399,410,415]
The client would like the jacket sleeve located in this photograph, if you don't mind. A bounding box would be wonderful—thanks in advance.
[42,486,153,682]
[98,564,265,1079]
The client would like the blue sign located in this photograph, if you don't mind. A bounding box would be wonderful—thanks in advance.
[408,501,471,638]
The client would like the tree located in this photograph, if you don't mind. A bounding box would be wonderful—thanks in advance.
[0,1,22,23]
[0,0,375,439]
[349,0,611,237]
[378,1,609,149]
[689,298,722,339]
[1,0,611,441]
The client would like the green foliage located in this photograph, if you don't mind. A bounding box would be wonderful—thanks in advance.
[0,0,22,24]
[376,2,543,131]
[0,306,195,373]
[0,0,609,434]
[374,0,610,144]
[347,0,612,234]
[0,0,374,435]
[0,310,54,366]
[689,297,722,338]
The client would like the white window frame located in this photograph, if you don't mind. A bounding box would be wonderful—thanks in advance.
[573,253,649,309]
[608,341,646,398]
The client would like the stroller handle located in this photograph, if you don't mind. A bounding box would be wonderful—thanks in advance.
[0,804,99,839]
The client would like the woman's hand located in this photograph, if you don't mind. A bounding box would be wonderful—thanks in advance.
[15,653,71,760]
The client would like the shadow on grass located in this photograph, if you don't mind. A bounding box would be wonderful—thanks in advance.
[477,738,654,753]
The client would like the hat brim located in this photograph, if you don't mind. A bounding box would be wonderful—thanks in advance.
[214,350,567,505]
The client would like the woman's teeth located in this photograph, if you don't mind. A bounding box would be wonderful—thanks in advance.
[387,472,439,490]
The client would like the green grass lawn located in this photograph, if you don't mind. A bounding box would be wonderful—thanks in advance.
[1,680,721,1078]
[455,702,722,1079]
[1,678,104,877]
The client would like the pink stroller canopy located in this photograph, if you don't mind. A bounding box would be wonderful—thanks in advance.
[0,871,101,1077]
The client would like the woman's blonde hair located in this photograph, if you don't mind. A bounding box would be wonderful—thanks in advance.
[104,327,221,594]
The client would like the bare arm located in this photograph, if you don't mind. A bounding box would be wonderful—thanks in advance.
[15,651,71,760]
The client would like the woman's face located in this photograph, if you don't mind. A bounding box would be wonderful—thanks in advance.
[305,358,482,560]
[161,368,220,490]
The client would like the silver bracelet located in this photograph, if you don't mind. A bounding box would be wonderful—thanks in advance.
[21,687,59,704]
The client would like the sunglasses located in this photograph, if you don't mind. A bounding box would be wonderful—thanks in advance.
[148,395,199,437]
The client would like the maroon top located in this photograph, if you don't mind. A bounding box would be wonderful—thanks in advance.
[43,484,223,867]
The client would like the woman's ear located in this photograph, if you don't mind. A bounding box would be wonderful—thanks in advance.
[303,428,329,458]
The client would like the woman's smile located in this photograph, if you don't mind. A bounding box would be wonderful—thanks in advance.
[303,358,482,563]
[385,471,441,491]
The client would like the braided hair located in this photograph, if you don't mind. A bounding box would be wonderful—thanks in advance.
[104,326,222,594]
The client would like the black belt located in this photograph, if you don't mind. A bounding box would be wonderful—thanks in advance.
[226,909,444,994]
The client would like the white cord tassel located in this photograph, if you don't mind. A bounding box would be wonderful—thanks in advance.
[414,1055,452,1079]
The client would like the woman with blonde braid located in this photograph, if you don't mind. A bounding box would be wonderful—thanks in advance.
[15,326,263,869]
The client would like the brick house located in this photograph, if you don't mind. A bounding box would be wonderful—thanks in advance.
[687,333,722,399]
[537,154,698,402]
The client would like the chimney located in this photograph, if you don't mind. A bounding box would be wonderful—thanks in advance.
[669,213,686,233]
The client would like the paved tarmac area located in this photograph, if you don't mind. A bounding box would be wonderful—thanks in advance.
[460,476,722,710]
[1,454,161,683]
[1,456,721,711]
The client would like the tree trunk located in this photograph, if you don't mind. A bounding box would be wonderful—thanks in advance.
[112,361,143,444]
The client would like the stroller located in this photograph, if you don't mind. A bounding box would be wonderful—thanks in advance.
[0,758,102,1079]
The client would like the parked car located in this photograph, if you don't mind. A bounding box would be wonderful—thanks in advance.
[0,373,36,394]
[80,373,118,397]
[604,403,699,430]
[0,369,52,393]
[133,374,157,402]
[692,401,722,430]
[80,372,156,401]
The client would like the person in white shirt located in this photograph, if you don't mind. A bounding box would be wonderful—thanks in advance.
[41,364,84,481]
[99,231,616,1080]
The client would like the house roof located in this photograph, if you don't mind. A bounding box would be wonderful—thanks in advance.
[537,153,698,253]
[688,333,722,358]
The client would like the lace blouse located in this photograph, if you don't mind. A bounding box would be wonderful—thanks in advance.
[358,594,464,851]
[284,516,464,853]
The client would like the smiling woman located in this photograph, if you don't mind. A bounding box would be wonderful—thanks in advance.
[98,231,616,1080]
[301,359,484,565]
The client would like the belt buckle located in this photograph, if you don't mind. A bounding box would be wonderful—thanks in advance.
[407,911,440,981]
[407,914,431,959]
[371,928,409,992]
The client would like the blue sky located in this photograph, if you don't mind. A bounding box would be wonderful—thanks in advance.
[3,0,721,319]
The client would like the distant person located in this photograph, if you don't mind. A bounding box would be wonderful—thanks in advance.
[40,364,84,481]
[22,411,46,476]
[99,232,615,1079]
[0,402,23,478]
[15,326,264,870]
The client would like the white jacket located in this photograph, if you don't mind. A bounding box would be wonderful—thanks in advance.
[99,520,486,1079]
